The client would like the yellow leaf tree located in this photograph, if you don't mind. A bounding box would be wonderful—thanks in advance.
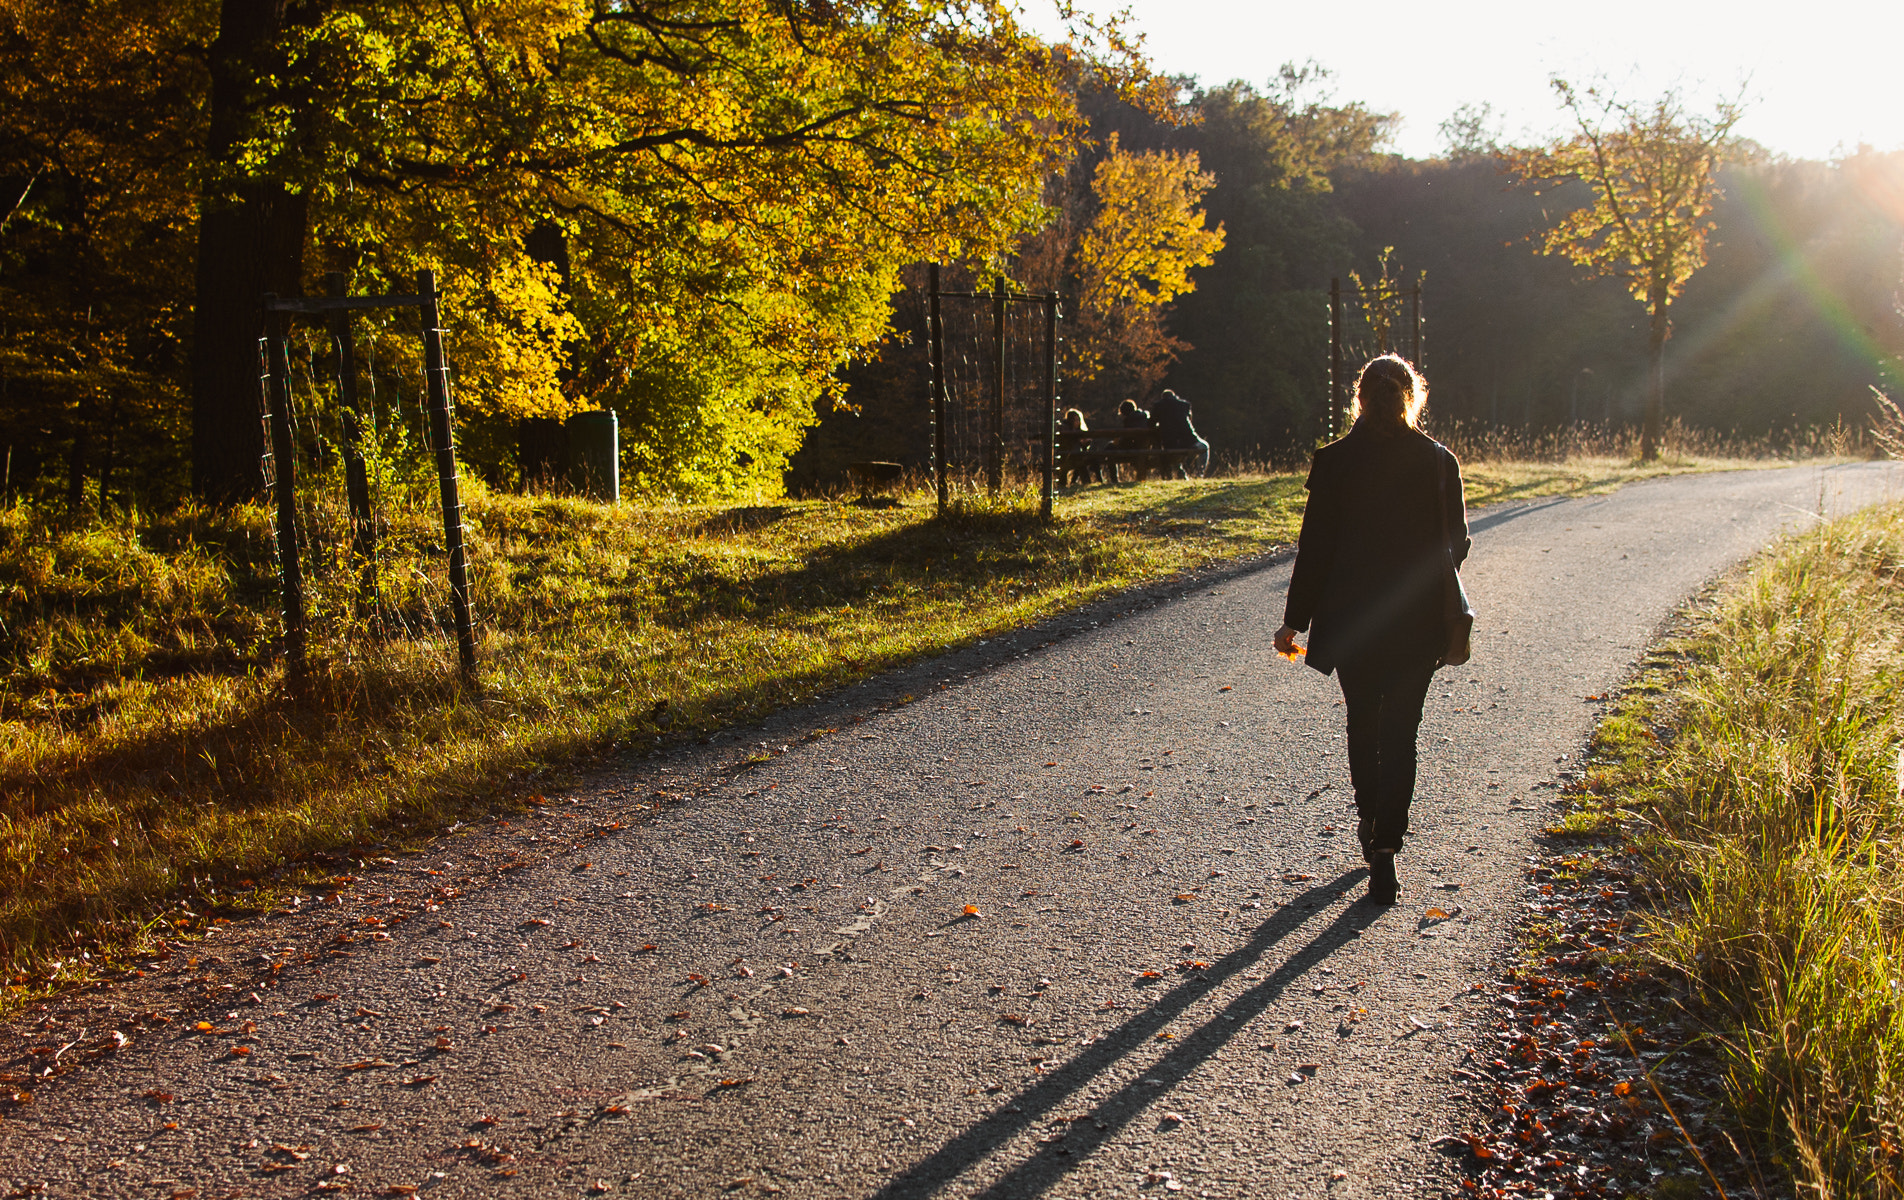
[1066,133,1225,404]
[172,0,1108,500]
[1509,81,1743,460]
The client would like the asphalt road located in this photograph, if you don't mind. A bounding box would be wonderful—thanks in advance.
[4,463,1900,1200]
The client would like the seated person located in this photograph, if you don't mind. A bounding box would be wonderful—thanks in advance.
[1150,389,1211,479]
[1059,408,1106,486]
[1112,400,1152,481]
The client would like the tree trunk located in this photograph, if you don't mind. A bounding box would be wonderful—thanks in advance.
[1642,289,1668,462]
[189,0,310,505]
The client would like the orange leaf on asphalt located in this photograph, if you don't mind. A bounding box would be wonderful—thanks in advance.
[963,904,982,917]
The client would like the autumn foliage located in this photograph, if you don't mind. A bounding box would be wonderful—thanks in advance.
[0,0,1156,503]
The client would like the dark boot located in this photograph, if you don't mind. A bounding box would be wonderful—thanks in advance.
[1366,851,1399,905]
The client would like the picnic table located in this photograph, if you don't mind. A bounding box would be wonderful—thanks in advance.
[1056,428,1197,483]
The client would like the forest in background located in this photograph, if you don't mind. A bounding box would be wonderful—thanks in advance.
[2,2,1902,508]
[794,78,1904,486]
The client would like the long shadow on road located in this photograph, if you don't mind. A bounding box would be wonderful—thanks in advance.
[870,868,1376,1199]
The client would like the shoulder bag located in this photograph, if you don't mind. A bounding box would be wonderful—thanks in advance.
[1436,452,1475,668]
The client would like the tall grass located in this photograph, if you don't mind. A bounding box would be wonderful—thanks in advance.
[1433,415,1870,465]
[1595,501,1904,1196]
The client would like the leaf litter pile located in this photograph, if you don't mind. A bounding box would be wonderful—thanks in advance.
[1450,843,1772,1199]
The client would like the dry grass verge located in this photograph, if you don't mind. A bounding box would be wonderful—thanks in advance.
[1572,499,1904,1196]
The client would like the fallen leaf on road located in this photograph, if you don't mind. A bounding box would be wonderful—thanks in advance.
[1219,685,1233,692]
[1161,1111,1184,1124]
[340,1059,397,1071]
[963,904,982,918]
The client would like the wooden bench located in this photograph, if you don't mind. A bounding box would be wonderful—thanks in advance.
[1056,429,1198,483]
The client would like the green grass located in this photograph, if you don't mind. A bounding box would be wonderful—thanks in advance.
[0,444,1823,1002]
[1575,500,1904,1197]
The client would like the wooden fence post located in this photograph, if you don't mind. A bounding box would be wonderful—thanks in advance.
[989,278,1005,497]
[417,270,476,679]
[1329,278,1343,440]
[258,302,308,697]
[1042,293,1057,521]
[929,265,947,515]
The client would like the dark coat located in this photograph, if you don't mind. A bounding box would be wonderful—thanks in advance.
[1282,424,1469,675]
[1150,393,1198,448]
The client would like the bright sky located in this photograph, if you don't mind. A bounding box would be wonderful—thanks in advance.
[1032,0,1904,161]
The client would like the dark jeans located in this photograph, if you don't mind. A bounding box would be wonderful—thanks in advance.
[1336,653,1438,858]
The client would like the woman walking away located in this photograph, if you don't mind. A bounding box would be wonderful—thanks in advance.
[1273,355,1469,904]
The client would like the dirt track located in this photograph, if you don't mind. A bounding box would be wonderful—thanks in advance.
[3,462,1898,1199]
